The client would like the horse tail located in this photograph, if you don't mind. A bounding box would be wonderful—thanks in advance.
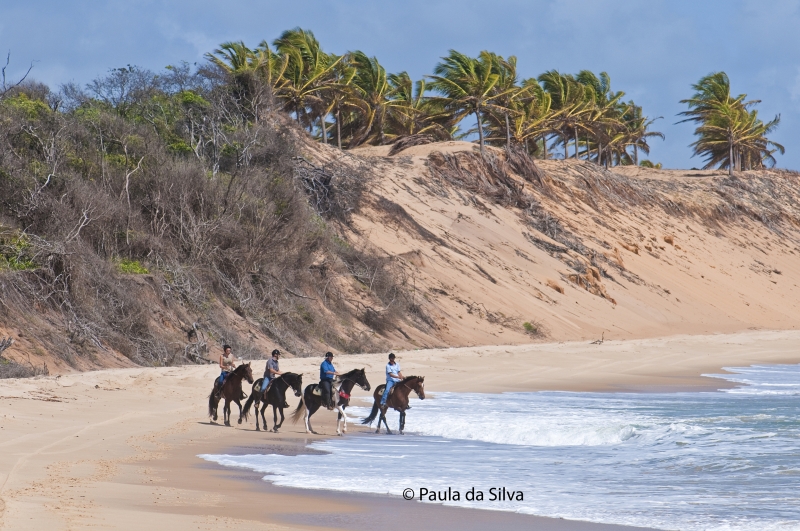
[242,386,257,422]
[290,396,305,424]
[207,390,216,418]
[362,400,380,425]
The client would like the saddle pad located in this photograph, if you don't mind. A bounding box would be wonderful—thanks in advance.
[312,386,322,396]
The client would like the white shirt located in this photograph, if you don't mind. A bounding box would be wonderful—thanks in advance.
[386,361,401,383]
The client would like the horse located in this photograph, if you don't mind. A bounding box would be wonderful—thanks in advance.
[362,376,425,434]
[291,368,370,436]
[240,372,303,432]
[207,363,254,427]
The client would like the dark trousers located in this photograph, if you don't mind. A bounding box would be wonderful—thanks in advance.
[320,379,333,407]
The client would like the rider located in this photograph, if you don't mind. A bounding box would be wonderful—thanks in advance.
[319,351,341,410]
[261,349,283,393]
[213,344,236,398]
[380,352,404,407]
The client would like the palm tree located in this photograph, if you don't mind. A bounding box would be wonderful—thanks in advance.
[622,104,663,166]
[383,72,452,141]
[679,72,783,174]
[273,28,343,131]
[341,51,411,146]
[538,70,593,159]
[428,50,517,154]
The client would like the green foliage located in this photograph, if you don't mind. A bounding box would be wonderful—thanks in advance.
[3,93,50,120]
[523,321,537,334]
[116,259,149,274]
[0,230,36,271]
[639,160,662,169]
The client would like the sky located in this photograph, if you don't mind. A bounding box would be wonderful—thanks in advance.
[2,0,800,169]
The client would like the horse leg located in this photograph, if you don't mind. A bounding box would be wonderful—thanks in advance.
[235,398,244,425]
[272,405,281,432]
[382,410,392,435]
[400,411,405,435]
[341,405,348,433]
[224,399,231,426]
[335,406,344,436]
[260,403,268,432]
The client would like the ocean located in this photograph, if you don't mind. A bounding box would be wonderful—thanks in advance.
[200,364,800,531]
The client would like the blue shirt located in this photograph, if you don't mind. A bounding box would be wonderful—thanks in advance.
[320,359,336,381]
[386,361,401,383]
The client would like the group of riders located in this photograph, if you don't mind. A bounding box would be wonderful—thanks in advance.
[211,344,405,411]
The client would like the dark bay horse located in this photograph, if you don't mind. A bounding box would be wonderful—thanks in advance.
[291,368,370,436]
[207,363,254,426]
[362,376,425,434]
[241,372,303,432]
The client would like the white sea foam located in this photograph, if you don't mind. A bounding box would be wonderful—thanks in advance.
[202,363,800,531]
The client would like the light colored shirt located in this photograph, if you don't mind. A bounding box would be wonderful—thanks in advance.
[386,361,402,383]
[265,358,279,380]
[221,353,235,371]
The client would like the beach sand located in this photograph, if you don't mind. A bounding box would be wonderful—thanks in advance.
[3,329,800,530]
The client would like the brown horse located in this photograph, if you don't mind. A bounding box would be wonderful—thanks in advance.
[241,372,303,432]
[208,363,254,426]
[362,376,425,434]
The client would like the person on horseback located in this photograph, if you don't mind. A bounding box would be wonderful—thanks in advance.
[261,349,283,393]
[319,351,341,410]
[380,353,405,407]
[213,344,236,399]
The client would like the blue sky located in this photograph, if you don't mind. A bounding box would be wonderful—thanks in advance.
[2,0,799,169]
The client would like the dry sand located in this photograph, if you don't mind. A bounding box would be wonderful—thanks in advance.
[3,330,800,530]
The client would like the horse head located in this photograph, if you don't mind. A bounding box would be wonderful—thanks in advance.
[241,362,254,384]
[286,372,303,397]
[412,376,425,400]
[355,368,370,391]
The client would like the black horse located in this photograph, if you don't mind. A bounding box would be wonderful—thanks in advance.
[207,363,254,426]
[291,368,370,435]
[241,372,303,432]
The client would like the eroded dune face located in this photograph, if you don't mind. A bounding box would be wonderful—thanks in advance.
[343,140,800,345]
[4,138,800,371]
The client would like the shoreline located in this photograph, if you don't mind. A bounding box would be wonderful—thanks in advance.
[174,438,656,531]
[3,330,800,529]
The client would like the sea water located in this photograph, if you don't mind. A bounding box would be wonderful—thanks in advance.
[200,364,800,531]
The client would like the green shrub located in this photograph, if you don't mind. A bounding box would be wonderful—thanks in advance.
[523,321,538,335]
[116,259,149,274]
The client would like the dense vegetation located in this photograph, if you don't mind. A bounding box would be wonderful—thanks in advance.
[0,55,419,368]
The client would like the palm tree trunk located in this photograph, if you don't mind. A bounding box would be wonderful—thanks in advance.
[476,108,485,155]
[336,107,342,150]
[505,113,511,150]
[633,145,638,166]
[321,113,328,145]
[563,134,568,159]
[598,143,602,165]
[729,137,734,176]
[574,128,579,159]
[542,135,548,160]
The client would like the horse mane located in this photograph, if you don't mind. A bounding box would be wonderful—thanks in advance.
[401,375,421,383]
[233,363,250,374]
[341,368,363,377]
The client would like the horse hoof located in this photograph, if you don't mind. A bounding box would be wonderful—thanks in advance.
[256,426,260,431]
[237,419,242,425]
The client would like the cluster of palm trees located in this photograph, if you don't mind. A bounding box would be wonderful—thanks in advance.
[679,72,783,175]
[206,28,662,165]
[207,28,784,171]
